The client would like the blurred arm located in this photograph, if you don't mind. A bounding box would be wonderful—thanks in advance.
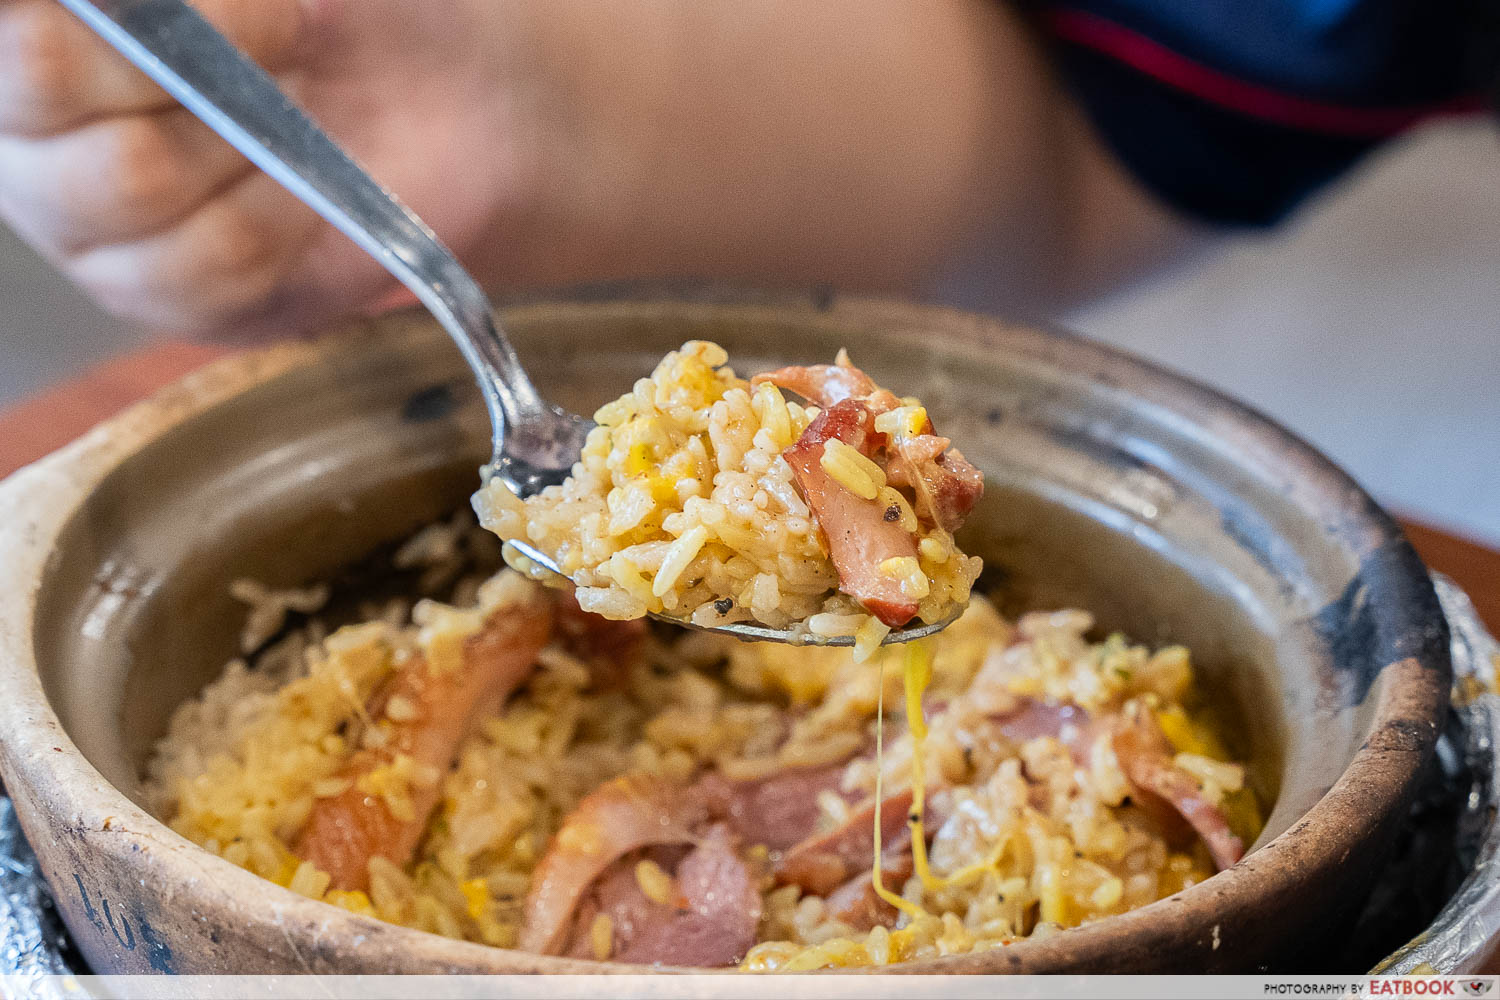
[0,0,1188,339]
[493,0,1191,310]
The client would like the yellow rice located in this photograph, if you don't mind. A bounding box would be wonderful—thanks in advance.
[472,341,982,645]
[147,554,1259,969]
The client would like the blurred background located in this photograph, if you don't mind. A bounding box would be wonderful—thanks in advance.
[2,118,1497,546]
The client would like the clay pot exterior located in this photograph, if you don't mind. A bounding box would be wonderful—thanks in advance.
[0,290,1449,973]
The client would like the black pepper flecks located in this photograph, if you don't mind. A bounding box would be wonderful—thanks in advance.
[713,597,734,615]
[883,504,901,522]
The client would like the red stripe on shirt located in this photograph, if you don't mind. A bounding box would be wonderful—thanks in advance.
[1042,8,1485,138]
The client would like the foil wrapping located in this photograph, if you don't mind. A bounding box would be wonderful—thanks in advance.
[1377,574,1500,974]
[0,798,81,997]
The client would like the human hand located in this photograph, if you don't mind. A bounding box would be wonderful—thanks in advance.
[0,0,1184,342]
[0,0,564,339]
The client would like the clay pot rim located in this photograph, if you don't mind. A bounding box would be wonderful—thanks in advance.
[0,292,1449,972]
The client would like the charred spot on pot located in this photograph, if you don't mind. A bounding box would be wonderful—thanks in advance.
[1309,537,1450,706]
[73,874,104,934]
[136,910,174,973]
[985,407,1004,425]
[100,896,135,951]
[401,382,460,424]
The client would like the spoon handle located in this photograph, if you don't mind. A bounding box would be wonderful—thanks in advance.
[58,0,546,435]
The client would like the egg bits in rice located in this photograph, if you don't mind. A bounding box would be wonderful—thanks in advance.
[473,342,985,658]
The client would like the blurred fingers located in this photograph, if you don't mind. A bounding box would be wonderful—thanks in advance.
[63,169,324,333]
[0,107,254,256]
[0,0,309,136]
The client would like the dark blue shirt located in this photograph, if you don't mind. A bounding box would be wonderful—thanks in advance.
[1031,1,1490,225]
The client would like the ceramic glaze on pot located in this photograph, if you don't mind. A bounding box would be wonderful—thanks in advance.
[0,290,1449,973]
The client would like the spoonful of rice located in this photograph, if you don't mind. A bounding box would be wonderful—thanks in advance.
[65,0,980,651]
[476,343,986,657]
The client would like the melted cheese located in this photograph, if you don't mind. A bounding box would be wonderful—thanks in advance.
[871,646,927,922]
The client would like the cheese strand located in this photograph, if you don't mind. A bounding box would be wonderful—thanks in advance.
[872,651,925,920]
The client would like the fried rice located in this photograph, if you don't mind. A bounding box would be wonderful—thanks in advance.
[145,516,1260,970]
[472,342,984,654]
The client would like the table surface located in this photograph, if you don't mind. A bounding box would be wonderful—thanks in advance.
[2,342,1497,636]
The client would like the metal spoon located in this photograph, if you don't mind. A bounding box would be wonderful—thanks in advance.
[63,0,958,646]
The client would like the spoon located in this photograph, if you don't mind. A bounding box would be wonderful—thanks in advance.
[63,0,958,647]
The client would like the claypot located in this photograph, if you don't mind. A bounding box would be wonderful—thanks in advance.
[0,290,1449,973]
